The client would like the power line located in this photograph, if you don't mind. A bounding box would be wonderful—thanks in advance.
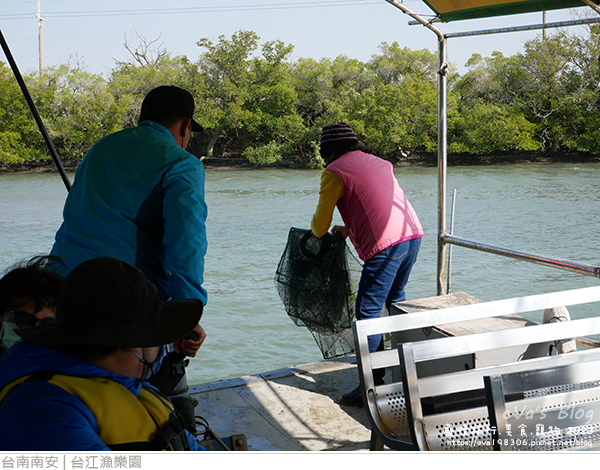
[1,0,401,21]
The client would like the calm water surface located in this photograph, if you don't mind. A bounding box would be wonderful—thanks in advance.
[1,163,599,384]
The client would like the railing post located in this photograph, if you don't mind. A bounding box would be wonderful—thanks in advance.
[437,36,448,296]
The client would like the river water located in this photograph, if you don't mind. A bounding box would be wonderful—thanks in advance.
[1,163,599,384]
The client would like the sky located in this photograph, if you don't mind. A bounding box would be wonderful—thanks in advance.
[0,0,597,78]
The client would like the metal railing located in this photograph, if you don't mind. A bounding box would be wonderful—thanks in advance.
[385,0,600,294]
[441,233,600,279]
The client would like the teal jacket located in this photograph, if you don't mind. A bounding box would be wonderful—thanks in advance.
[50,121,208,304]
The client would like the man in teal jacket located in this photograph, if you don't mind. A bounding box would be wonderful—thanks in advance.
[51,86,207,306]
[49,86,208,420]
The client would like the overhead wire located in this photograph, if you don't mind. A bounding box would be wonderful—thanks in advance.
[0,1,423,21]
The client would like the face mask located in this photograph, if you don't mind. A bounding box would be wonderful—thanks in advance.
[133,346,166,380]
[1,322,21,350]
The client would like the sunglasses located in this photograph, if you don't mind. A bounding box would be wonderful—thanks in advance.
[4,309,57,329]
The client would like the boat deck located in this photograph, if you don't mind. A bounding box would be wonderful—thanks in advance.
[186,293,502,452]
[189,356,374,451]
[187,292,553,452]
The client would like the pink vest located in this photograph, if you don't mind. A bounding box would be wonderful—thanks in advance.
[326,151,423,261]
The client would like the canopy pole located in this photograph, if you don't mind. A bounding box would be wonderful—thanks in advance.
[582,0,600,15]
[384,0,444,40]
[0,28,71,191]
[383,0,448,294]
[436,36,448,295]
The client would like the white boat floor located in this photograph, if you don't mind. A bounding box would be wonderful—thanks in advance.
[189,356,375,451]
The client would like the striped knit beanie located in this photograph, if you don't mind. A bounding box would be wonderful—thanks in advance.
[320,122,358,145]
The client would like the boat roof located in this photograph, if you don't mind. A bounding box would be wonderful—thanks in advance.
[422,0,599,22]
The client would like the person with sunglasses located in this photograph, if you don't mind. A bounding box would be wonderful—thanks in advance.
[0,257,205,451]
[0,256,63,355]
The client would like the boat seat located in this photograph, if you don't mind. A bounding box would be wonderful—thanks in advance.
[485,354,600,451]
[400,317,600,450]
[352,286,600,451]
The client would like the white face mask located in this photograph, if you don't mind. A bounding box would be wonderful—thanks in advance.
[1,322,21,350]
[133,346,166,380]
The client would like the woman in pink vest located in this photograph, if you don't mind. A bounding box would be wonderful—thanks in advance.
[311,123,423,407]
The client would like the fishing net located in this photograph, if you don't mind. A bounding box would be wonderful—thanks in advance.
[274,227,362,359]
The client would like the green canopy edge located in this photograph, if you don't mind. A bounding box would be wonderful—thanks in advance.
[423,0,596,22]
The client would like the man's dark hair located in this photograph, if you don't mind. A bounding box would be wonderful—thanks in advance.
[137,85,200,131]
[0,256,64,314]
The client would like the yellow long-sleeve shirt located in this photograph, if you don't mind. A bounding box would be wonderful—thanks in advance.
[310,170,344,238]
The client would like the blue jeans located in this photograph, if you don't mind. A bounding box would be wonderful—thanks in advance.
[356,237,421,354]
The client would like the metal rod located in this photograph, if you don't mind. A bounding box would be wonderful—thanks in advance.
[577,337,600,349]
[0,28,71,191]
[436,36,448,295]
[581,0,600,16]
[445,17,600,39]
[440,233,600,279]
[384,0,444,41]
[447,188,457,294]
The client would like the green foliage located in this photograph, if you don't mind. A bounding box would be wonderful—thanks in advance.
[492,33,591,153]
[109,54,197,128]
[449,103,540,154]
[28,62,121,161]
[3,29,600,168]
[454,52,514,107]
[0,62,45,162]
[369,42,438,84]
[320,51,439,158]
[0,131,46,163]
[194,31,305,159]
[242,140,292,164]
[289,58,334,127]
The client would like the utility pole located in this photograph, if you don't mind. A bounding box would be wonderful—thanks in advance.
[542,10,547,40]
[36,0,49,77]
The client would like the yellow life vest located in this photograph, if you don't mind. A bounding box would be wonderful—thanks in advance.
[0,372,190,451]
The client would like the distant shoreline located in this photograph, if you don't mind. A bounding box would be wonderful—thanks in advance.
[2,150,599,174]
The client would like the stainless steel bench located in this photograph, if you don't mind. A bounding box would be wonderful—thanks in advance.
[485,354,600,451]
[352,286,600,451]
[400,316,600,450]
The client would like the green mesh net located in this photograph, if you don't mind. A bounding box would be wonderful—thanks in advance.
[275,227,362,359]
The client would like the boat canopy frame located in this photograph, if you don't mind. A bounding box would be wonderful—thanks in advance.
[384,0,600,295]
